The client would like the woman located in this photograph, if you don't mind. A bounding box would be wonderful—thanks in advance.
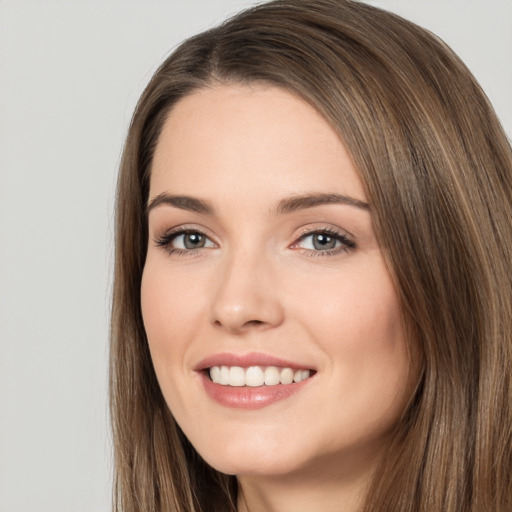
[110,1,512,510]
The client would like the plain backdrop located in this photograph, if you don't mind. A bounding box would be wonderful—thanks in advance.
[0,1,510,511]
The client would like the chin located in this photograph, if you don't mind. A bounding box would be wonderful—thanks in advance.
[203,452,305,478]
[190,427,308,477]
[185,416,396,483]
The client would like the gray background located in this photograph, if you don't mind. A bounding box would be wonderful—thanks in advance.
[0,1,510,511]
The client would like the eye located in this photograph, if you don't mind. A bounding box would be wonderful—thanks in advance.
[300,232,339,250]
[172,232,213,250]
[155,229,216,254]
[292,229,355,255]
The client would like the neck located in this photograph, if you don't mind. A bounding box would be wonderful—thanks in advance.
[236,455,376,512]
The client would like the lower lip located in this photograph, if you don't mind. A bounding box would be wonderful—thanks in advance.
[199,372,312,410]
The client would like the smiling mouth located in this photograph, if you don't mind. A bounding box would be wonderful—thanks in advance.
[208,365,314,387]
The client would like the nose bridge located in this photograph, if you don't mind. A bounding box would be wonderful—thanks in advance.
[210,241,284,333]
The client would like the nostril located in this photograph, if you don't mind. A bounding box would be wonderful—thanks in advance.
[213,318,266,332]
[244,320,264,327]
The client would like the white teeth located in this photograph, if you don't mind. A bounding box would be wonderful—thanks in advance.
[210,366,221,383]
[264,366,280,385]
[219,365,230,385]
[245,366,265,387]
[280,368,294,385]
[229,366,245,387]
[294,369,311,383]
[209,365,312,387]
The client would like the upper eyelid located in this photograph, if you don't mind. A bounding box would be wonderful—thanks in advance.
[154,229,217,255]
[154,224,216,239]
[153,226,218,251]
[290,226,356,250]
[294,224,354,240]
[153,224,355,248]
[293,231,352,243]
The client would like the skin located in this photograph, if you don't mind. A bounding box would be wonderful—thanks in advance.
[141,84,415,512]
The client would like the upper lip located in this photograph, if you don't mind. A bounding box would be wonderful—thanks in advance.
[194,352,315,371]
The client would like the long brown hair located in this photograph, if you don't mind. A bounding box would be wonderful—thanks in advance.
[110,1,512,510]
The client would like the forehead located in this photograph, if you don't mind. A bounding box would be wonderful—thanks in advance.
[150,84,367,203]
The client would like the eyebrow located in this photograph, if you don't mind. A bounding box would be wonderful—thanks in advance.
[274,193,369,214]
[146,193,215,216]
[146,191,369,217]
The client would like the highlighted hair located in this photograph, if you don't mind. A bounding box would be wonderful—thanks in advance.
[111,1,512,510]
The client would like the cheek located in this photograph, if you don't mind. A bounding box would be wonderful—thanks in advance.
[141,266,172,350]
[140,261,197,383]
[292,260,403,351]
[292,262,411,420]
[141,259,205,346]
[140,261,206,421]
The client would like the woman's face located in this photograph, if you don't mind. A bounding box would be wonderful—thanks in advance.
[141,84,414,480]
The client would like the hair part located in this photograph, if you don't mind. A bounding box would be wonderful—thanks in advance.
[110,1,512,510]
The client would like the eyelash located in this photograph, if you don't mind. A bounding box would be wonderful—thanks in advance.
[292,228,356,257]
[154,227,356,258]
[154,228,215,257]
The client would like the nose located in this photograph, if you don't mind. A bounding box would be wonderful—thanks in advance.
[210,249,285,334]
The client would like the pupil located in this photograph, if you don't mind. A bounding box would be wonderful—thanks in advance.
[184,233,204,249]
[313,233,335,250]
